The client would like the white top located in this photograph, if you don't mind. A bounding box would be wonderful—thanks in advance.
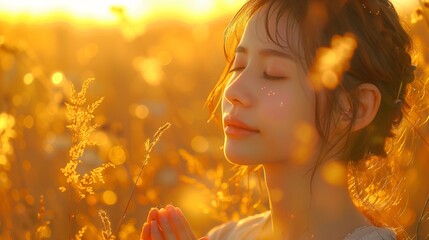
[207,211,396,240]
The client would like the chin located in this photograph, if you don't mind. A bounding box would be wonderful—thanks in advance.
[224,149,262,166]
[223,138,268,165]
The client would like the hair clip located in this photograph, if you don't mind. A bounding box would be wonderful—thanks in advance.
[394,81,404,106]
[396,65,417,104]
[394,98,403,106]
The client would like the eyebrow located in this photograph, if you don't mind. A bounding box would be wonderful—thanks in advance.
[235,46,295,61]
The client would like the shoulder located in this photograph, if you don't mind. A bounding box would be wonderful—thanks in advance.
[345,226,396,240]
[207,211,270,240]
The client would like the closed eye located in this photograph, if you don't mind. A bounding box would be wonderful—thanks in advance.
[263,71,286,80]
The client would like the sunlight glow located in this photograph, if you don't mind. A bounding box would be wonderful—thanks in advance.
[102,190,118,205]
[23,73,34,85]
[0,0,247,25]
[51,71,64,85]
[109,145,127,165]
[391,0,417,14]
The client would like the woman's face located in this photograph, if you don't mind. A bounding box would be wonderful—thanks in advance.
[221,8,320,166]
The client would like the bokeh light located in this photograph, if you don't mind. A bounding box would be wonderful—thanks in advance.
[133,104,150,119]
[102,190,118,205]
[23,115,34,129]
[292,123,317,164]
[51,71,64,85]
[191,135,209,153]
[321,161,347,186]
[108,145,127,165]
[23,73,34,85]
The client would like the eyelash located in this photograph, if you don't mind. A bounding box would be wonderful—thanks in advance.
[229,67,285,81]
[263,72,285,81]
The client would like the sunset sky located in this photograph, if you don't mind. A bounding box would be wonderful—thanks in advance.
[0,0,416,25]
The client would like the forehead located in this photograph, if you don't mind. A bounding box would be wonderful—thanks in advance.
[240,4,302,53]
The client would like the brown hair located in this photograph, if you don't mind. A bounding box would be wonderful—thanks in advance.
[209,0,415,161]
[208,0,423,231]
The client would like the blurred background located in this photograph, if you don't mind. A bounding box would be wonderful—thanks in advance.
[0,0,428,239]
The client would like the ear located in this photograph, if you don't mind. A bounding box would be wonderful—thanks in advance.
[351,83,381,132]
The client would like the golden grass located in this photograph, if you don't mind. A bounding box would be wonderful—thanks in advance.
[0,3,428,239]
[60,78,114,199]
[99,210,113,240]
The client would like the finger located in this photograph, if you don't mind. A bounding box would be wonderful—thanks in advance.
[147,208,159,224]
[158,208,176,240]
[150,220,163,240]
[165,205,196,240]
[141,222,150,240]
[175,207,196,238]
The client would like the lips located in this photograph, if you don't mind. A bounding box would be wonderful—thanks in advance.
[223,116,259,138]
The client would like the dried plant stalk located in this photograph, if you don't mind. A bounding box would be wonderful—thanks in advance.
[37,195,45,223]
[74,226,87,240]
[112,122,171,238]
[35,221,51,240]
[60,78,114,199]
[0,112,16,169]
[179,148,266,222]
[99,209,114,240]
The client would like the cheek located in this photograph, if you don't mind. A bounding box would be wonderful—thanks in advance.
[259,88,299,124]
[259,84,316,122]
[258,87,295,121]
[259,88,295,144]
[259,87,318,161]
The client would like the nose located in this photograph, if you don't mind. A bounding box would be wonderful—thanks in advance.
[223,72,251,107]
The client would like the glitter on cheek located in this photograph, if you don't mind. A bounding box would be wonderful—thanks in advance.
[260,86,276,97]
[258,87,289,115]
[267,90,276,96]
[264,97,289,118]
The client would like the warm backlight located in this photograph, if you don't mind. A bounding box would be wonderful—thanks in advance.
[0,0,247,25]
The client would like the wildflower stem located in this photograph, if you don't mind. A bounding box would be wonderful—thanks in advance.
[112,123,171,238]
[112,160,145,237]
[68,183,72,240]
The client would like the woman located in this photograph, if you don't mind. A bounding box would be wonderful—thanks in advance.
[141,0,419,239]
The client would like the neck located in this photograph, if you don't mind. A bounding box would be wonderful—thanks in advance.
[261,161,370,240]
